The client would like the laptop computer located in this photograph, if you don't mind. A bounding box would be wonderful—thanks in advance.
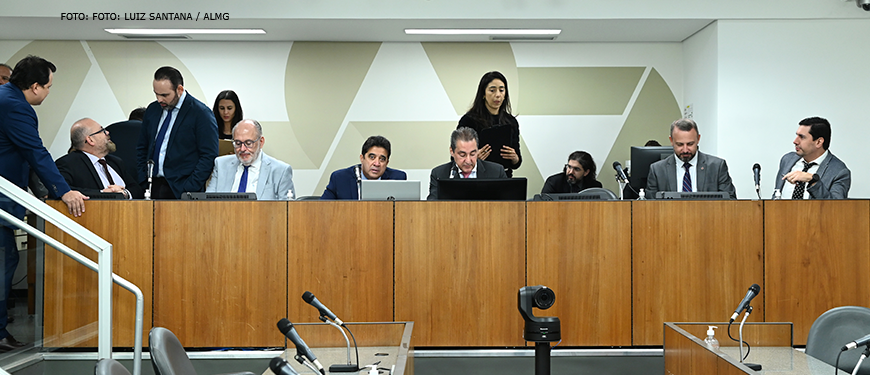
[360,180,421,201]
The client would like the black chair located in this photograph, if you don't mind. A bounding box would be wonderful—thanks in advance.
[94,358,131,375]
[105,120,142,181]
[577,187,618,200]
[805,306,870,373]
[149,327,255,375]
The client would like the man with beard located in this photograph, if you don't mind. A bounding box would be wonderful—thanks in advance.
[541,151,602,194]
[773,117,850,199]
[206,119,295,200]
[646,118,736,199]
[427,127,508,200]
[321,135,407,200]
[55,118,144,199]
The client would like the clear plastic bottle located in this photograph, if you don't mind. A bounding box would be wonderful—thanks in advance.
[704,326,720,350]
[637,188,646,200]
[773,189,782,200]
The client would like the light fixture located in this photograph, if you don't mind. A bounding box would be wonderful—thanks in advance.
[404,29,561,36]
[105,28,265,35]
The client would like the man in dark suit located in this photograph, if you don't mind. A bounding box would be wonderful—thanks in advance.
[56,118,144,199]
[136,66,218,199]
[427,127,508,200]
[0,55,88,351]
[541,150,603,194]
[321,135,407,199]
[646,118,736,199]
[105,107,145,179]
[774,117,850,199]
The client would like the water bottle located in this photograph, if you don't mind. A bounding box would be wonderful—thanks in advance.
[773,189,782,200]
[704,326,720,350]
[637,188,646,200]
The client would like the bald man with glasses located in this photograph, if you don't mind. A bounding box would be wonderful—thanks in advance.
[206,119,295,200]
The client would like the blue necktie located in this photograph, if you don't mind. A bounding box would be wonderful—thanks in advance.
[151,109,173,176]
[238,166,249,193]
[682,162,692,192]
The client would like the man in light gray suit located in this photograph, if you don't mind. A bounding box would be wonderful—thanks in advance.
[646,118,736,199]
[206,119,294,200]
[773,116,850,199]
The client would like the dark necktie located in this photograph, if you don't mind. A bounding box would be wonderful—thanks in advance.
[151,109,173,176]
[97,159,115,186]
[238,165,250,193]
[792,161,817,200]
[681,162,692,192]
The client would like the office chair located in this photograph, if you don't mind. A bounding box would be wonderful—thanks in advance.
[105,120,142,180]
[95,358,132,375]
[577,187,618,200]
[149,327,255,375]
[806,306,870,373]
[295,195,322,201]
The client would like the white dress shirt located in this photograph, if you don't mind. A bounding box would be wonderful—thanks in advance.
[154,90,186,177]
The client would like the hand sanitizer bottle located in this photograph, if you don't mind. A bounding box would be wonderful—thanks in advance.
[704,326,720,350]
[773,189,782,200]
[637,188,646,200]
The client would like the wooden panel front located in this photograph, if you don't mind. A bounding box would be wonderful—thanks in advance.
[153,201,287,347]
[764,200,870,346]
[394,202,525,346]
[633,201,764,346]
[286,202,394,345]
[43,200,153,347]
[527,201,632,346]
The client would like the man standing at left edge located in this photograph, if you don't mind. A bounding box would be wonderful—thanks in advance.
[0,56,88,352]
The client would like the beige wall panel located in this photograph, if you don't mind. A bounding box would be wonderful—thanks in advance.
[517,67,644,115]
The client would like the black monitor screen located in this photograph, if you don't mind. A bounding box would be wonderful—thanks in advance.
[629,146,673,192]
[436,178,527,201]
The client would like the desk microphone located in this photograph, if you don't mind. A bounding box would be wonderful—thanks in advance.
[145,160,155,200]
[612,161,628,183]
[270,357,300,375]
[302,291,344,326]
[843,333,870,351]
[277,318,325,374]
[730,284,760,322]
[752,163,761,193]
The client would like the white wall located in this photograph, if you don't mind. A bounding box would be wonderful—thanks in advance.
[716,19,870,199]
[683,22,719,155]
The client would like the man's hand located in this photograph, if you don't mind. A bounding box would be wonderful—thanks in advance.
[782,171,813,185]
[61,190,88,217]
[102,185,125,193]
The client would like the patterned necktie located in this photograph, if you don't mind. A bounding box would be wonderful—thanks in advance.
[681,162,692,192]
[97,159,115,186]
[791,161,817,200]
[151,109,173,176]
[238,165,250,193]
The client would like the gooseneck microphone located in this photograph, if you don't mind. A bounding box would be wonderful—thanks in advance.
[752,163,761,196]
[843,333,870,351]
[612,161,628,183]
[302,291,344,326]
[730,284,760,322]
[270,357,301,375]
[277,318,325,374]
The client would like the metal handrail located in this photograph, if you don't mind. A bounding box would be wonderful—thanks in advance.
[0,177,143,375]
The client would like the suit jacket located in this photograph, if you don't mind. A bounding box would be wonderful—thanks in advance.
[646,151,737,199]
[773,151,850,199]
[206,152,295,200]
[136,92,218,198]
[427,160,508,200]
[105,120,142,180]
[55,151,145,199]
[321,165,407,200]
[0,84,71,220]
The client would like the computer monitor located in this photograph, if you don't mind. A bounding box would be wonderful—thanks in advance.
[436,178,527,201]
[360,180,421,201]
[629,146,673,192]
[180,192,257,200]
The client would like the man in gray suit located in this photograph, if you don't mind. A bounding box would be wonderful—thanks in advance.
[206,119,294,200]
[428,127,508,200]
[773,117,850,199]
[646,118,736,199]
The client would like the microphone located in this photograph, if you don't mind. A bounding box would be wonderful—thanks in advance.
[843,333,870,351]
[277,318,325,374]
[450,163,458,179]
[270,357,300,375]
[612,161,628,183]
[730,284,760,322]
[302,291,344,326]
[144,160,155,200]
[752,163,761,192]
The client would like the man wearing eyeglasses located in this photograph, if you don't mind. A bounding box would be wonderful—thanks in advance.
[541,151,602,194]
[55,118,144,199]
[206,119,294,200]
[136,66,218,199]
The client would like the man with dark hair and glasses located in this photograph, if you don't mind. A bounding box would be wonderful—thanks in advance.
[55,118,144,199]
[0,55,89,352]
[136,66,218,199]
[541,151,602,194]
[773,116,850,199]
[206,119,294,200]
[321,135,407,199]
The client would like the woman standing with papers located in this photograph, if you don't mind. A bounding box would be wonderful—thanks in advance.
[457,71,522,177]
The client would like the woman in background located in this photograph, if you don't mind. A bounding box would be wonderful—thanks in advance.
[457,71,522,177]
[212,90,243,140]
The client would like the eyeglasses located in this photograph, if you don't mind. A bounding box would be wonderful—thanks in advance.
[89,127,107,137]
[565,164,584,173]
[232,139,258,148]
